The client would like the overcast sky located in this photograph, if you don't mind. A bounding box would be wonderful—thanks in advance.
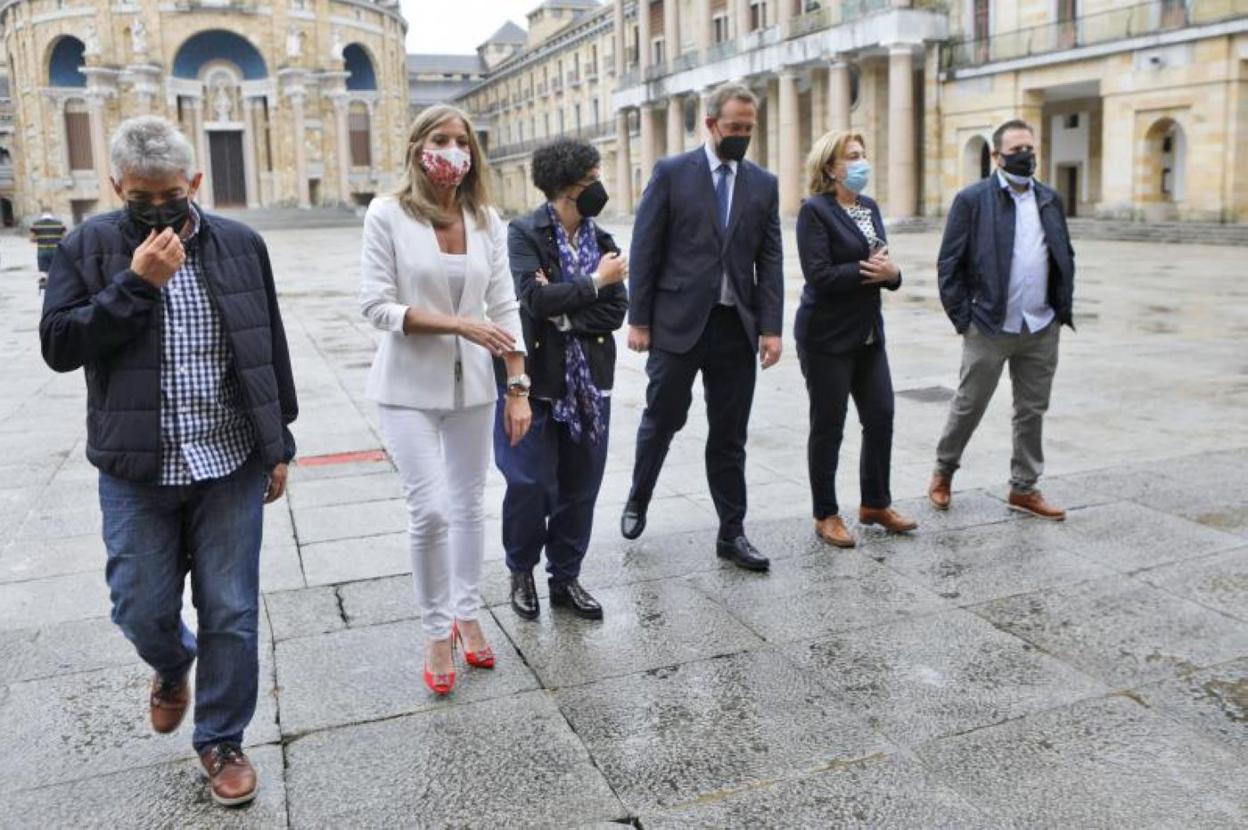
[401,0,539,56]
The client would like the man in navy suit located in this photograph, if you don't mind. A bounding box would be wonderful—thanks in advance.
[620,82,784,572]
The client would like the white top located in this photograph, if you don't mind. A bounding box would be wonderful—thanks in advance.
[998,171,1056,334]
[704,141,737,307]
[359,196,524,410]
[441,252,467,312]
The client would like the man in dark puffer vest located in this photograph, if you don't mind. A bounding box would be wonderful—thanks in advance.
[39,116,297,808]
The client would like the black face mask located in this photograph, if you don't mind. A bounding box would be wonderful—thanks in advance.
[575,180,609,218]
[717,134,750,163]
[1000,150,1036,179]
[127,197,191,235]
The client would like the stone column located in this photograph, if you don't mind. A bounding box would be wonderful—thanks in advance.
[827,58,851,132]
[615,108,633,213]
[666,95,682,158]
[82,68,116,199]
[191,98,214,208]
[887,44,916,218]
[242,95,261,208]
[698,0,713,60]
[639,0,651,74]
[766,76,780,172]
[777,0,794,36]
[640,104,657,183]
[778,69,801,214]
[735,0,751,38]
[330,94,351,206]
[614,0,627,76]
[664,0,680,65]
[745,85,761,164]
[810,67,826,144]
[288,88,311,208]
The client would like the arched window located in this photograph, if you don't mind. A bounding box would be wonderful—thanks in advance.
[173,30,268,80]
[49,37,87,87]
[349,102,371,167]
[344,45,377,91]
[963,135,991,185]
[65,98,93,171]
[1145,118,1185,203]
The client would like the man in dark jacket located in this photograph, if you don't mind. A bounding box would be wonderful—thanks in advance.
[39,116,297,807]
[930,119,1074,521]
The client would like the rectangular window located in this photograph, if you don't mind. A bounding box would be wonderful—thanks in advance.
[349,105,371,167]
[713,14,730,43]
[65,104,93,172]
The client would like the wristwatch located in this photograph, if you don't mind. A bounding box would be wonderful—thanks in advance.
[506,373,531,397]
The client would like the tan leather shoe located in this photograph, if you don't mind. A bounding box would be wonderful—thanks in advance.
[859,506,919,533]
[149,672,190,734]
[200,743,258,807]
[928,472,952,511]
[1008,490,1066,521]
[815,516,855,548]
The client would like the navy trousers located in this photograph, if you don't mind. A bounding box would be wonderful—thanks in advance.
[495,395,610,583]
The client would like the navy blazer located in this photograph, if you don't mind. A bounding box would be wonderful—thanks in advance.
[794,193,901,355]
[937,175,1075,335]
[628,147,784,354]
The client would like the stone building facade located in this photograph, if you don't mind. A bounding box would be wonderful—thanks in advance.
[450,0,1247,223]
[0,0,410,224]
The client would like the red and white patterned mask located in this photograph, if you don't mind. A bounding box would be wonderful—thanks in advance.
[420,146,472,188]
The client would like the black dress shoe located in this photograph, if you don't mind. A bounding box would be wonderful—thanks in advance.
[510,571,540,620]
[620,500,647,540]
[549,579,604,620]
[716,536,770,572]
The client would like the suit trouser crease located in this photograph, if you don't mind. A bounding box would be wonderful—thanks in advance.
[495,396,610,582]
[99,454,265,752]
[800,343,895,518]
[631,306,756,539]
[935,324,1060,492]
[379,403,492,640]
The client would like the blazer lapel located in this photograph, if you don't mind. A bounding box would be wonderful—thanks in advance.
[825,194,870,252]
[461,207,486,308]
[691,151,724,247]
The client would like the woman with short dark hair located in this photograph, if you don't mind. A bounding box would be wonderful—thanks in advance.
[499,137,629,621]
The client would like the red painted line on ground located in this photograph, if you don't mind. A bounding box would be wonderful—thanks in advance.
[295,449,389,467]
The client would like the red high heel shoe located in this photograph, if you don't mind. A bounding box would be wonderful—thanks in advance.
[423,638,456,696]
[451,621,496,670]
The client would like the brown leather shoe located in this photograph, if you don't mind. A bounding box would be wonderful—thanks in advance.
[928,472,952,511]
[1008,490,1066,521]
[149,672,190,734]
[859,507,919,533]
[200,743,258,806]
[815,516,855,548]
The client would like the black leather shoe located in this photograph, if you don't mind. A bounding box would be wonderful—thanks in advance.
[620,500,647,540]
[549,579,604,620]
[510,572,539,620]
[716,536,770,572]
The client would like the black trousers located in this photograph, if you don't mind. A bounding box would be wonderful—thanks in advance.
[631,306,756,539]
[799,342,895,519]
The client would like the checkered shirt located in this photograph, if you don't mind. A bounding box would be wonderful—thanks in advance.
[158,208,256,485]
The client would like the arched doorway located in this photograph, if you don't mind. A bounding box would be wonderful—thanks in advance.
[1139,117,1185,219]
[963,135,991,185]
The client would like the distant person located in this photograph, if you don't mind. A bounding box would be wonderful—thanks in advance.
[795,130,917,548]
[930,118,1075,520]
[621,82,784,573]
[359,104,529,697]
[498,138,628,622]
[39,116,298,807]
[30,208,66,289]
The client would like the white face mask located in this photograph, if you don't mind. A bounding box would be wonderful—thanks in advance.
[421,146,472,188]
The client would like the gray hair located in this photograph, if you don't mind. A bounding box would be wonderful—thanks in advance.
[707,82,758,120]
[109,116,197,181]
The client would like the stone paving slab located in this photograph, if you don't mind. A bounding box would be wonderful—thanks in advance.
[1055,501,1245,572]
[298,531,409,586]
[1135,546,1248,622]
[2,743,287,829]
[285,470,402,510]
[0,569,112,630]
[0,533,104,583]
[971,577,1248,688]
[284,690,626,827]
[1131,657,1248,760]
[782,609,1109,746]
[290,498,407,545]
[915,695,1248,827]
[0,617,139,684]
[556,648,892,812]
[264,584,344,642]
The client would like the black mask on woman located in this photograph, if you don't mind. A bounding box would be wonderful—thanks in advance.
[127,197,191,235]
[1000,150,1036,179]
[717,134,750,163]
[575,180,609,218]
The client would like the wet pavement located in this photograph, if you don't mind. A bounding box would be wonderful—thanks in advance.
[1,221,1246,827]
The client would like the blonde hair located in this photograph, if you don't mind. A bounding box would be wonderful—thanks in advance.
[392,104,492,228]
[806,130,867,197]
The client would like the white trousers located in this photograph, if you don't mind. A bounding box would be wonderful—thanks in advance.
[378,403,493,639]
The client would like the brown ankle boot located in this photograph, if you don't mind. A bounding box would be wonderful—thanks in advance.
[149,672,190,734]
[1008,490,1066,521]
[928,472,953,511]
[815,516,855,548]
[200,743,258,806]
[859,506,919,533]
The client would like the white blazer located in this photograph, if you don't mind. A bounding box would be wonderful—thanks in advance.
[359,195,525,410]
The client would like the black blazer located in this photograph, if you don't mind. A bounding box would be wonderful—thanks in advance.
[794,193,901,355]
[500,206,629,399]
[937,175,1075,335]
[628,147,784,354]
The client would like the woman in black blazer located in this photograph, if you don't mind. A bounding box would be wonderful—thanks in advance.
[497,138,629,621]
[795,131,918,548]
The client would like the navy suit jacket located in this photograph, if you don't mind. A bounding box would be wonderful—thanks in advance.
[627,148,784,354]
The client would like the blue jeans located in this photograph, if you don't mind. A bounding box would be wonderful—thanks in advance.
[98,454,266,752]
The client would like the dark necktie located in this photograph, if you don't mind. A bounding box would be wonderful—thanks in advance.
[716,163,732,230]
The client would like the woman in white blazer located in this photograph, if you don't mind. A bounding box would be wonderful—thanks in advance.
[360,104,531,697]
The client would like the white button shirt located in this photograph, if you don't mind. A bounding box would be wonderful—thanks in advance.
[705,141,737,306]
[998,171,1055,334]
